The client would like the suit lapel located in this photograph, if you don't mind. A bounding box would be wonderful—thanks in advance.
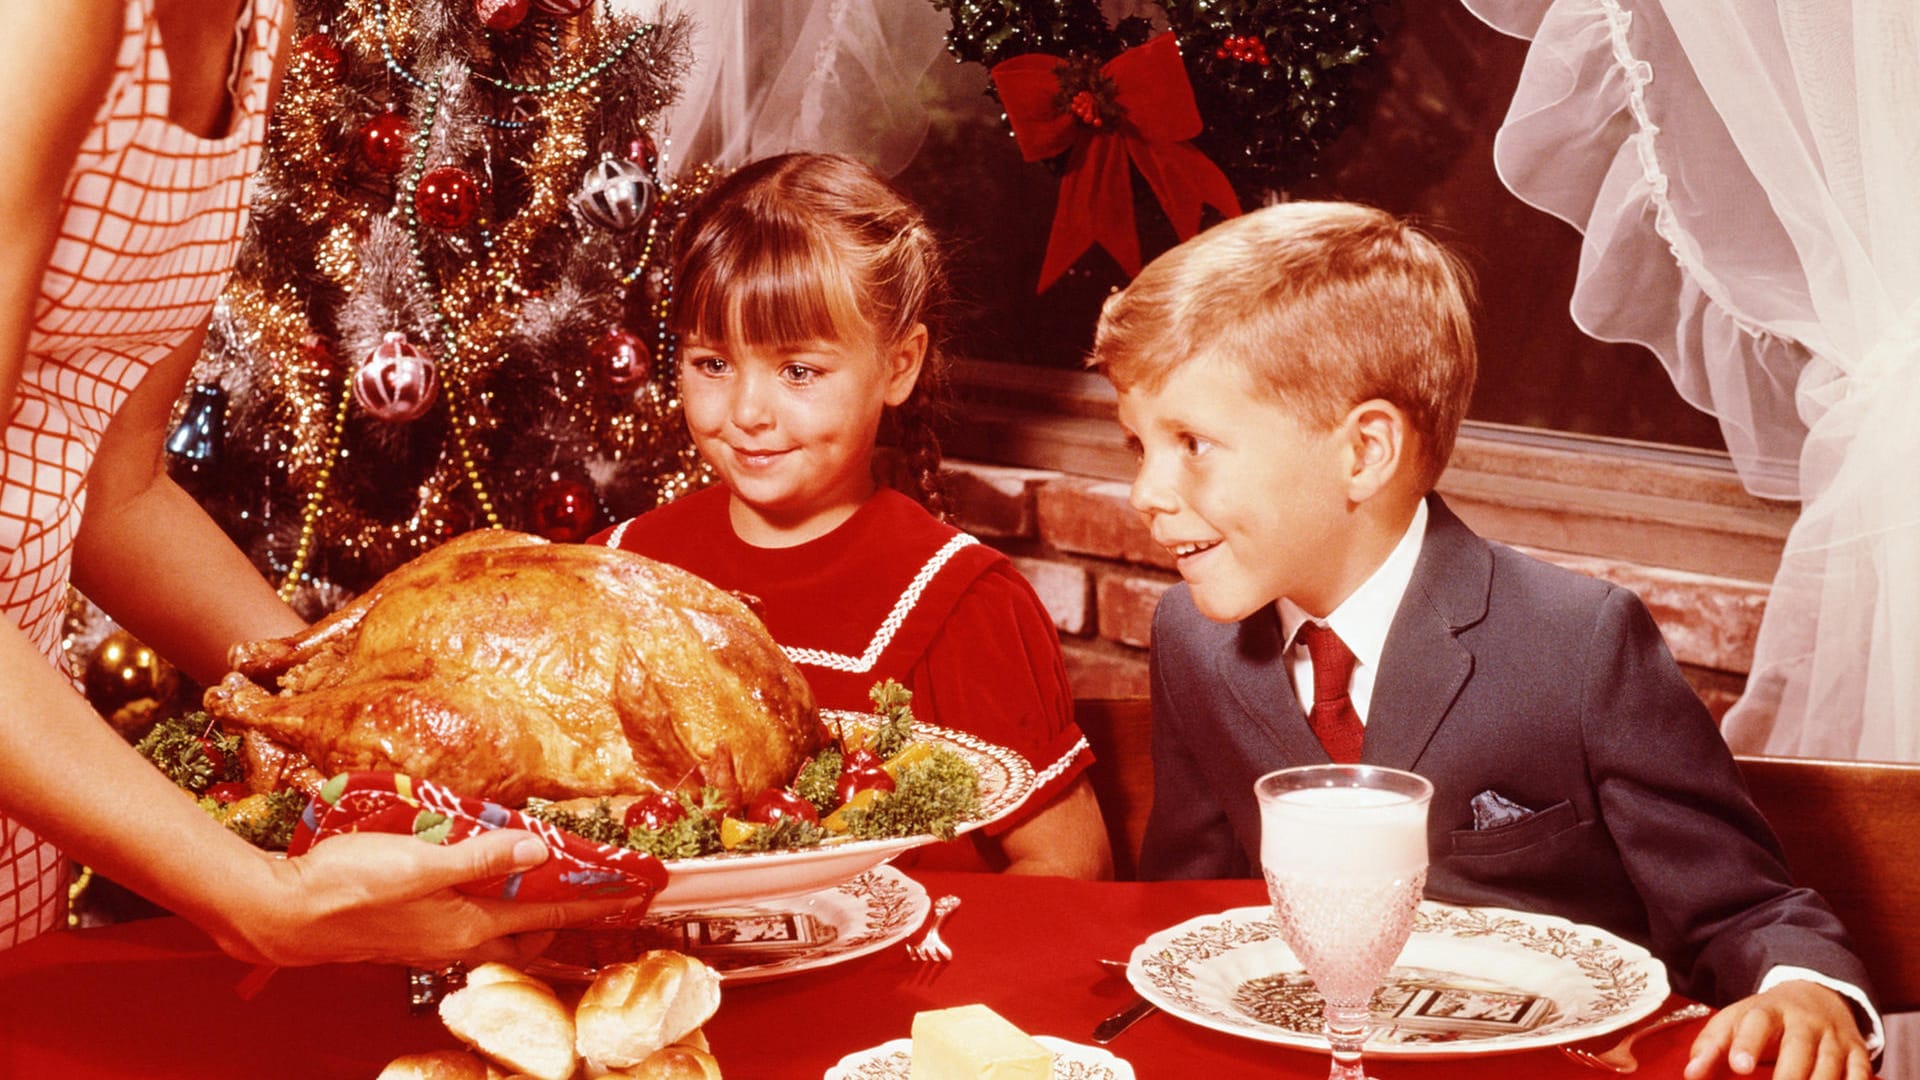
[1216,602,1333,765]
[1361,496,1490,771]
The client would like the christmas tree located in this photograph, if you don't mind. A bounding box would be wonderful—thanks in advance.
[171,0,714,620]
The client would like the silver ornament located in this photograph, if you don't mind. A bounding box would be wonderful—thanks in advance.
[573,155,655,232]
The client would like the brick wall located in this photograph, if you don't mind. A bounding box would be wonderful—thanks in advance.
[943,460,1766,719]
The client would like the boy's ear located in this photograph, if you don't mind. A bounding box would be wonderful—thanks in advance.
[882,323,929,407]
[1343,399,1411,504]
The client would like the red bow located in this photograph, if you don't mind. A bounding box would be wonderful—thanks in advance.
[992,33,1241,293]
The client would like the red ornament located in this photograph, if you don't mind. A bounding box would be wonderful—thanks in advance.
[530,475,598,542]
[353,332,438,422]
[300,333,338,380]
[475,0,528,30]
[628,132,658,173]
[530,0,592,16]
[360,109,411,174]
[590,326,651,390]
[415,165,482,231]
[296,33,344,80]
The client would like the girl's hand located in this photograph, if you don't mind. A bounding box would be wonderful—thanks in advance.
[1683,980,1871,1080]
[212,828,654,967]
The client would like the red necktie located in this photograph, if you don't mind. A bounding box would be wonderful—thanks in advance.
[1295,622,1364,763]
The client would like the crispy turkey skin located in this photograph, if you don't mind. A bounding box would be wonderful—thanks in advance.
[205,530,827,808]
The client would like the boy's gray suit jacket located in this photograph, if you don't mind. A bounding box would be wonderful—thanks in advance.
[1140,493,1870,1007]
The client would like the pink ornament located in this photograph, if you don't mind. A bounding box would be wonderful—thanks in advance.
[475,0,528,30]
[354,332,438,422]
[415,165,483,231]
[530,0,592,16]
[591,326,651,390]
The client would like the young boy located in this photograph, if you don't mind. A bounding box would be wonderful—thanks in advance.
[1094,201,1879,1080]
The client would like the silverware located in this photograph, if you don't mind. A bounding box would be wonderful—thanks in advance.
[905,895,961,962]
[1559,1003,1713,1072]
[1092,995,1159,1043]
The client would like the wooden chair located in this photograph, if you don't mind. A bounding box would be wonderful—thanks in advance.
[1735,754,1920,1014]
[1074,697,1155,880]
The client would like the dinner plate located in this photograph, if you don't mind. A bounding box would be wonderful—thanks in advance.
[1129,902,1669,1057]
[649,718,1035,910]
[529,865,929,984]
[824,1036,1134,1080]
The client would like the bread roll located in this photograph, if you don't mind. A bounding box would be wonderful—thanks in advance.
[376,1049,505,1080]
[575,952,722,1072]
[438,963,579,1080]
[597,1044,723,1079]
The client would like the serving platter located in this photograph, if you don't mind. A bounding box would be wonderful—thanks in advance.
[532,866,929,984]
[1128,902,1669,1057]
[649,719,1035,910]
[291,719,1033,912]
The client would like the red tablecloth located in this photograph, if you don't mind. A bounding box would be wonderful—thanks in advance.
[0,870,1786,1079]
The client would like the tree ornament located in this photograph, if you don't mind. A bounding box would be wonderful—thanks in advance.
[354,332,438,422]
[572,155,655,232]
[415,165,483,231]
[84,630,180,718]
[475,0,528,31]
[591,326,651,390]
[295,32,344,80]
[628,132,658,174]
[163,382,227,488]
[530,0,593,17]
[529,474,599,542]
[360,108,411,174]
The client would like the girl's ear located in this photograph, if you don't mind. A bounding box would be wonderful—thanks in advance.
[882,323,929,407]
[1342,398,1410,504]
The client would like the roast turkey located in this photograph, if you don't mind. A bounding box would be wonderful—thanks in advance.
[204,529,828,809]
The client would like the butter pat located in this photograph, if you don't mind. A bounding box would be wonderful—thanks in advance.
[909,1005,1053,1080]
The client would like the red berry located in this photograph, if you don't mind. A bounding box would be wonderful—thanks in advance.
[746,789,819,826]
[205,782,251,804]
[623,792,688,832]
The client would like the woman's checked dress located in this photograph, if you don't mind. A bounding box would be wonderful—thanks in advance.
[0,0,283,948]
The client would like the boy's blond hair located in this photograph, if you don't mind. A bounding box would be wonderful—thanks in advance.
[1092,200,1477,491]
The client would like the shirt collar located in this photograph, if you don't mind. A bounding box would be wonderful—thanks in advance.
[1279,497,1428,673]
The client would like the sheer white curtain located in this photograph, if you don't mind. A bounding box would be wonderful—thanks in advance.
[1459,0,1920,763]
[611,0,951,177]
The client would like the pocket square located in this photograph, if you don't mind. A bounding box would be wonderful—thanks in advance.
[1470,789,1536,830]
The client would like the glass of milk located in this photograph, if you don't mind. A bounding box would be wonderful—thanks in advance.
[1255,764,1432,1080]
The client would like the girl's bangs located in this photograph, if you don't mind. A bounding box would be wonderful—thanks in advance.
[675,229,869,350]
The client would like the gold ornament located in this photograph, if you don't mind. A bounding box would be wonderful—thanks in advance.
[83,630,179,717]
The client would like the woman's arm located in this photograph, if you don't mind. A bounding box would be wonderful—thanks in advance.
[71,329,307,683]
[996,774,1113,879]
[0,0,122,419]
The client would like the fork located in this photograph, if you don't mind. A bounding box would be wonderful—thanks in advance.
[906,895,962,961]
[1559,1003,1713,1072]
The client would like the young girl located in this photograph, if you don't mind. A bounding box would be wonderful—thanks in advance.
[593,153,1111,878]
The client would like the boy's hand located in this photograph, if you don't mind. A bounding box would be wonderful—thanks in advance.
[1684,980,1871,1080]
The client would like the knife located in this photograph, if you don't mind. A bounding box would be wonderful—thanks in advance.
[1092,996,1159,1044]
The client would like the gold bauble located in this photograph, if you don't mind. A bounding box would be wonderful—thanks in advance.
[83,630,179,716]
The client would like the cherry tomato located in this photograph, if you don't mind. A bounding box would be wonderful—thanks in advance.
[623,792,688,832]
[746,788,819,826]
[204,782,251,804]
[197,737,229,773]
[835,763,896,806]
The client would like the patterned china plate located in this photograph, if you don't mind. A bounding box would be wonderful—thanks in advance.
[1129,903,1669,1057]
[650,717,1036,910]
[530,866,929,984]
[825,1036,1135,1080]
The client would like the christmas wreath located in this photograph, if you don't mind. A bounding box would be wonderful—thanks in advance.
[930,0,1392,290]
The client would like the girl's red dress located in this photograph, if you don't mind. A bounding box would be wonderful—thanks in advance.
[596,485,1092,871]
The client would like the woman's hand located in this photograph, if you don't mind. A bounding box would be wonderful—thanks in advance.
[212,828,656,968]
